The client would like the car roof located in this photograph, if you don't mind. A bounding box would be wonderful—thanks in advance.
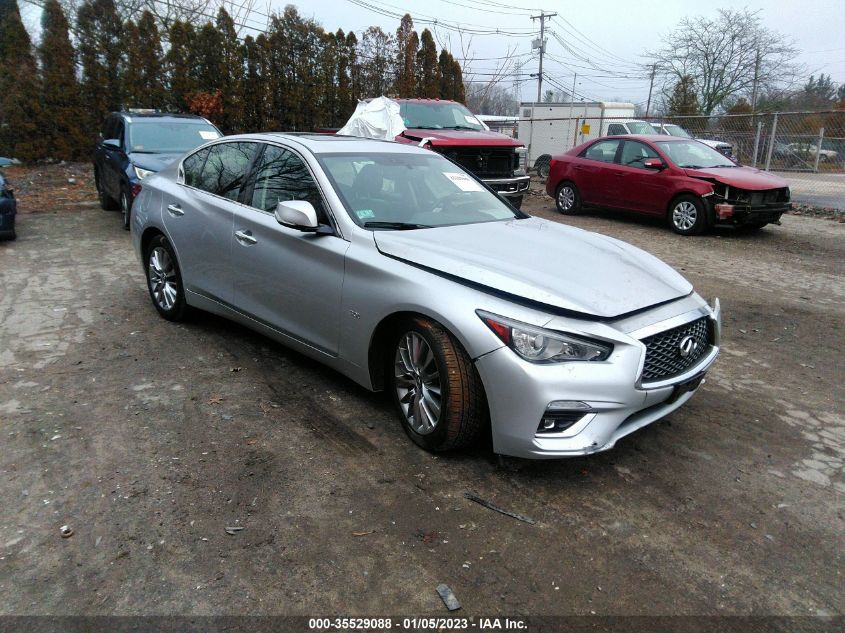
[113,111,211,123]
[220,132,430,155]
[604,134,677,142]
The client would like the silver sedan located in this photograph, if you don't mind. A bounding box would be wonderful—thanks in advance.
[131,133,720,459]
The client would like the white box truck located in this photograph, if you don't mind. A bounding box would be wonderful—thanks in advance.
[518,101,638,174]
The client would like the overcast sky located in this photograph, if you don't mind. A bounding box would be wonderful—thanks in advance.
[20,0,845,107]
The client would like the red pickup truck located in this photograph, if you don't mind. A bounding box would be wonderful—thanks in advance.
[392,99,530,208]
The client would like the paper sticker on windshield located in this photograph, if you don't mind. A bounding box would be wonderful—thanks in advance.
[199,131,219,140]
[443,172,483,192]
[355,209,375,219]
[464,115,478,125]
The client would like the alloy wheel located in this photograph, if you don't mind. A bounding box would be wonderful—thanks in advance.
[394,332,443,435]
[672,200,697,231]
[148,246,178,311]
[558,185,575,211]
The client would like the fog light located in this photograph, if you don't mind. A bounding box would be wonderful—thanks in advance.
[547,400,591,410]
[715,203,734,219]
[537,411,586,434]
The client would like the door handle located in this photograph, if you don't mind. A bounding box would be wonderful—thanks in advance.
[167,204,184,217]
[235,229,257,245]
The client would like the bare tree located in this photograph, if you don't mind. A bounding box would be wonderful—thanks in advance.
[649,8,802,115]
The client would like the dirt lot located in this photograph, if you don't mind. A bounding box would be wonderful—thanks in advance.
[1,172,843,621]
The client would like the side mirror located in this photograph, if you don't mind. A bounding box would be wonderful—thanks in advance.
[275,200,319,231]
[643,158,665,170]
[103,138,121,150]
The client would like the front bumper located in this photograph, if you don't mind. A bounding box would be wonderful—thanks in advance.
[483,175,530,198]
[709,200,789,226]
[474,298,721,459]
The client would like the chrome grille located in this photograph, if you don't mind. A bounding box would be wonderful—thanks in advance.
[641,317,710,381]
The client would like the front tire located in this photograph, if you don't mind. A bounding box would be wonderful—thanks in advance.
[389,317,486,452]
[508,195,523,210]
[555,181,581,214]
[669,194,707,235]
[145,235,188,321]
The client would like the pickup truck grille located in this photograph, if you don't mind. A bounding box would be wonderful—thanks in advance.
[641,317,711,382]
[442,147,516,178]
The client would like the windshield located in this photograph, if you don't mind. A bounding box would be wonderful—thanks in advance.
[128,121,221,153]
[399,102,484,131]
[663,124,692,138]
[319,152,523,229]
[626,121,658,135]
[656,140,736,168]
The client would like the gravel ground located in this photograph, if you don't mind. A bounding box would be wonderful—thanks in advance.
[0,182,843,620]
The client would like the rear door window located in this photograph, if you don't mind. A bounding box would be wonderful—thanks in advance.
[182,148,211,188]
[582,139,621,163]
[196,142,257,200]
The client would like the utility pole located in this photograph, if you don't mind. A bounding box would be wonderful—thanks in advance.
[531,10,556,102]
[645,63,657,116]
[751,49,761,112]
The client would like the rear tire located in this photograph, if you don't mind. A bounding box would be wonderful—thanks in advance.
[535,154,552,179]
[145,235,189,321]
[669,194,707,235]
[555,181,581,214]
[389,317,487,452]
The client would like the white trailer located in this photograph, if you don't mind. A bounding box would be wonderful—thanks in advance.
[518,101,636,170]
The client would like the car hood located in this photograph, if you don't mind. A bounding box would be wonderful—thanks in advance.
[697,138,730,148]
[373,217,692,319]
[398,129,522,148]
[129,152,185,173]
[684,166,789,191]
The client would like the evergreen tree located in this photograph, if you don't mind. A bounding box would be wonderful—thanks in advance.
[193,22,224,95]
[416,29,440,98]
[346,31,360,103]
[122,20,144,107]
[667,75,699,115]
[77,0,123,135]
[39,0,86,159]
[0,0,45,160]
[360,26,394,97]
[336,28,353,121]
[136,11,165,109]
[395,14,418,97]
[450,58,465,103]
[164,20,197,112]
[240,35,265,131]
[437,49,463,101]
[216,8,242,132]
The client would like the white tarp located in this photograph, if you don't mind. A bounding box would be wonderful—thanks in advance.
[337,97,406,140]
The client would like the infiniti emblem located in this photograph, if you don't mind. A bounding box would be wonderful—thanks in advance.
[678,335,698,358]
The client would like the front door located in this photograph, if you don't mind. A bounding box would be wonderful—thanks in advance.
[230,143,349,356]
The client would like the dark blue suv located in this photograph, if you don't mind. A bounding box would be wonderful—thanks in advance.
[93,111,222,229]
[0,170,16,241]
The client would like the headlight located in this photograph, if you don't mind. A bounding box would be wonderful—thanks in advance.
[134,166,155,180]
[477,311,612,363]
[514,146,527,154]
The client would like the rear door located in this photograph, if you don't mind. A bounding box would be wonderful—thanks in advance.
[572,139,621,206]
[101,116,125,199]
[163,141,257,304]
[230,142,349,356]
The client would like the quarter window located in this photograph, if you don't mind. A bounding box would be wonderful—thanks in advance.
[582,139,621,163]
[196,142,256,200]
[249,144,327,221]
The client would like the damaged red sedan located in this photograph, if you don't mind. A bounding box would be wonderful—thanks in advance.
[545,135,791,235]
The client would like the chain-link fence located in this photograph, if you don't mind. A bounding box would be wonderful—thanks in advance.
[519,108,845,209]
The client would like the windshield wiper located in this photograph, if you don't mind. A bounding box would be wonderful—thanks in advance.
[445,125,481,130]
[363,221,432,230]
[406,126,442,130]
